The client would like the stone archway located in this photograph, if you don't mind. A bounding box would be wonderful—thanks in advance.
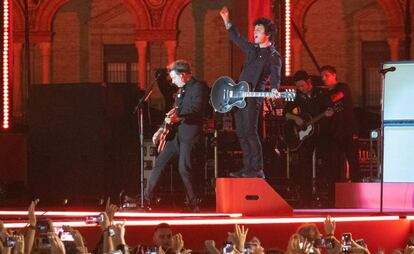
[161,0,191,30]
[293,0,404,37]
[292,0,318,27]
[33,0,70,32]
[12,0,24,33]
[122,0,150,29]
[376,0,404,37]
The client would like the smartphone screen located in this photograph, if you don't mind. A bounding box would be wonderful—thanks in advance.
[341,233,352,252]
[222,243,233,254]
[60,231,74,242]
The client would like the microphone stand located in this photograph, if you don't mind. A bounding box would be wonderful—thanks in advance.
[378,65,395,214]
[133,75,159,210]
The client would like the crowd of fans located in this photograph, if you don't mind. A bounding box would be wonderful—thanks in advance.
[0,201,412,254]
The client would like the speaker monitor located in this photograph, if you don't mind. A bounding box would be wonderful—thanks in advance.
[216,178,293,216]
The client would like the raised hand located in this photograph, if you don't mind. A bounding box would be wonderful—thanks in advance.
[28,201,37,227]
[220,7,230,22]
[48,233,66,254]
[205,240,220,254]
[287,234,312,254]
[351,240,370,254]
[12,235,25,254]
[170,233,184,254]
[113,220,127,247]
[105,197,119,223]
[324,216,336,236]
[228,224,248,253]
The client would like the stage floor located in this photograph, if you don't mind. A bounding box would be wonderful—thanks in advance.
[1,208,413,252]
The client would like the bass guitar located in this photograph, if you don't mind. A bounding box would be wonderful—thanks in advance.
[283,102,343,151]
[210,76,296,113]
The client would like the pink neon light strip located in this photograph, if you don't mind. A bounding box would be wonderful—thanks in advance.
[0,210,242,218]
[3,216,400,229]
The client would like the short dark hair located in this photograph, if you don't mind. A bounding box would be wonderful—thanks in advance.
[320,65,336,74]
[254,17,276,42]
[293,70,310,83]
[154,223,171,232]
[170,60,192,74]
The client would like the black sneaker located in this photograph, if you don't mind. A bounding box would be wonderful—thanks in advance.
[241,170,266,178]
[229,169,248,177]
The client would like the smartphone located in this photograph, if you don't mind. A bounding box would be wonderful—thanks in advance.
[313,238,324,248]
[85,213,104,224]
[59,231,75,242]
[5,237,16,248]
[243,243,251,254]
[341,233,352,252]
[222,242,233,254]
[36,220,50,234]
[355,239,366,248]
[145,246,159,254]
[37,236,51,249]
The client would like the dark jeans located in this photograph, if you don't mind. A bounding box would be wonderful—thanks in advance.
[145,134,202,202]
[234,97,263,173]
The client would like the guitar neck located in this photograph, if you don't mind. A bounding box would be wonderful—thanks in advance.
[308,112,326,125]
[241,91,288,98]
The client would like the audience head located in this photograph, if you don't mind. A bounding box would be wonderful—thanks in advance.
[296,223,321,242]
[153,223,173,250]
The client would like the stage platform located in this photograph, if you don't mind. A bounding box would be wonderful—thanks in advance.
[1,208,413,252]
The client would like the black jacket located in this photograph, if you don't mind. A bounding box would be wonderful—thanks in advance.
[227,25,282,91]
[175,78,209,142]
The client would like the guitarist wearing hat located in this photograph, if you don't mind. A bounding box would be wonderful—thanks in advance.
[284,70,332,208]
[220,7,282,178]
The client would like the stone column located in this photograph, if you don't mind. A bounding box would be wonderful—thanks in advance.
[135,40,148,90]
[164,40,177,65]
[387,37,400,61]
[38,42,51,84]
[13,43,23,119]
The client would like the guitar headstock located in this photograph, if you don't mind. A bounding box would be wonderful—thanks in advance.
[282,89,296,101]
[333,101,344,112]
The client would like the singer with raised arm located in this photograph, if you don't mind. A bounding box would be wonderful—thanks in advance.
[146,60,209,212]
[220,6,282,178]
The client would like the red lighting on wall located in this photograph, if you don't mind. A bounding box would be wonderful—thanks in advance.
[284,0,291,76]
[2,0,12,129]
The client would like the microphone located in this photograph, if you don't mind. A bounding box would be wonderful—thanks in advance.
[379,66,396,74]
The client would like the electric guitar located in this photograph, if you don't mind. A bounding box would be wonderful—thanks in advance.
[157,107,177,153]
[210,76,296,113]
[283,102,344,151]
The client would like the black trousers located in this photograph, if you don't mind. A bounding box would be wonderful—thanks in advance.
[319,134,361,204]
[145,133,202,202]
[294,138,316,204]
[234,97,263,172]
